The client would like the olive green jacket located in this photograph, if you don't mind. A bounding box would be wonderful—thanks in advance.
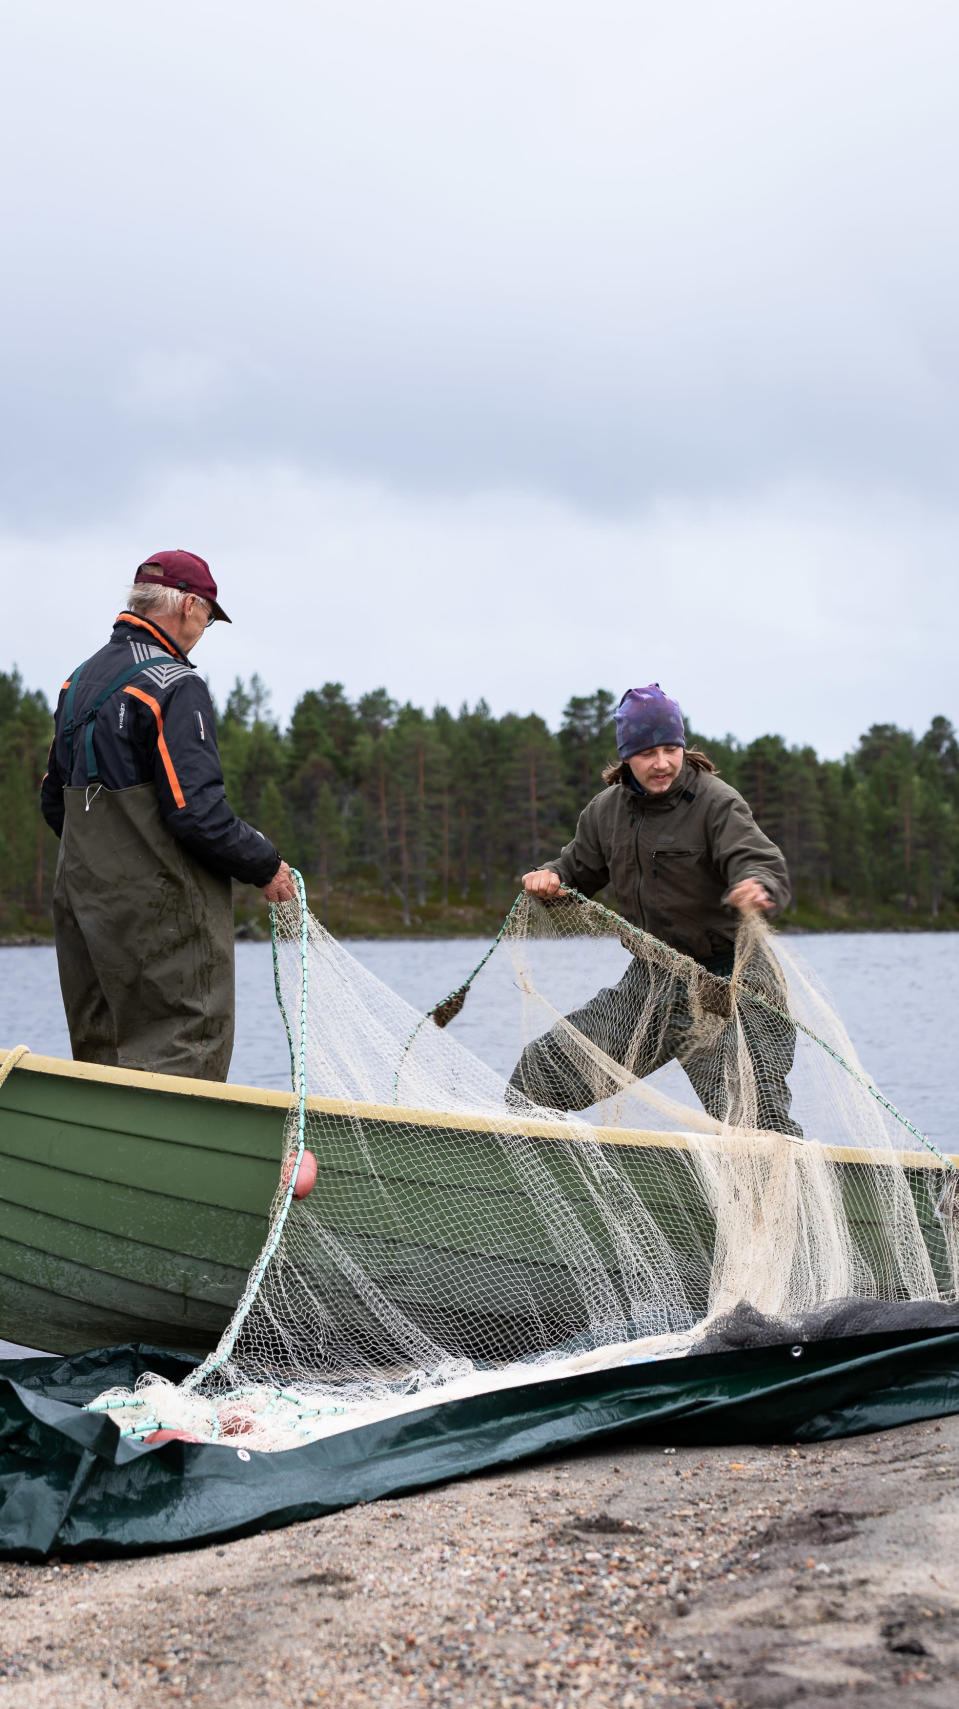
[547,762,791,963]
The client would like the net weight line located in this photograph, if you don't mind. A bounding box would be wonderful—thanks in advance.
[92,872,315,1435]
[182,867,313,1394]
[391,890,527,1101]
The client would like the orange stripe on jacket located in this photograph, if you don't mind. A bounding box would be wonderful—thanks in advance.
[124,685,187,809]
[116,613,183,658]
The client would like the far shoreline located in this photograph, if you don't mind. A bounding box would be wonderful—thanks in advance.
[3,920,959,949]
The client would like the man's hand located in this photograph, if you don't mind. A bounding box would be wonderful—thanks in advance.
[727,878,773,914]
[522,869,564,898]
[262,860,297,904]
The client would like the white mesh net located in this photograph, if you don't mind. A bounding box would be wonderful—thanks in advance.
[91,889,959,1449]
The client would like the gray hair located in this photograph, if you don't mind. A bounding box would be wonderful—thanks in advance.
[125,583,211,621]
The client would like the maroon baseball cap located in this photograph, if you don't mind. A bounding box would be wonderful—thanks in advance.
[134,550,231,624]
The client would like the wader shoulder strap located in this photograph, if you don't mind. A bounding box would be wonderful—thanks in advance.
[62,655,168,782]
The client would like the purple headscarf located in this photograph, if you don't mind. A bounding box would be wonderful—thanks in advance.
[615,684,686,759]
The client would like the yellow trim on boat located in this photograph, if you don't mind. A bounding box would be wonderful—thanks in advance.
[1,1046,296,1109]
[2,1046,955,1173]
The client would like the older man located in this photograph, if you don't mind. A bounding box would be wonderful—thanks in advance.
[509,683,802,1135]
[40,550,296,1080]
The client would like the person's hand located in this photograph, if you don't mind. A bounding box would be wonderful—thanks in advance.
[262,860,297,904]
[522,869,564,897]
[727,878,773,914]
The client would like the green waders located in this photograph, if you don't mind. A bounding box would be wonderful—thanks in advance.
[52,783,235,1080]
[508,951,802,1136]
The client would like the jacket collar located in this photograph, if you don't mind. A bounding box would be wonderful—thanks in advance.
[113,611,193,666]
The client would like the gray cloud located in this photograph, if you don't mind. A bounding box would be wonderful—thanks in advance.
[3,1,959,516]
[4,465,956,759]
[2,2,957,753]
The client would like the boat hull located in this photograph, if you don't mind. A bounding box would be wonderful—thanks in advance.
[1,1048,956,1360]
[0,1051,285,1356]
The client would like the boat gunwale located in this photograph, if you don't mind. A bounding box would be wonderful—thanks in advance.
[2,1047,955,1173]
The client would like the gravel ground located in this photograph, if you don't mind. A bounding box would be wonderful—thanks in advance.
[2,1413,959,1709]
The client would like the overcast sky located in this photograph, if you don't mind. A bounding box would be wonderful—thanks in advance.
[2,1,956,757]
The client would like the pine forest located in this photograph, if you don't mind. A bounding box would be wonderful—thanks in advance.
[2,669,957,938]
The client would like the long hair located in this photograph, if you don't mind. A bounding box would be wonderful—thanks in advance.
[601,747,717,786]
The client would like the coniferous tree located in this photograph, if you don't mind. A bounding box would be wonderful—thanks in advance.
[559,689,617,798]
[5,663,958,932]
[0,671,58,928]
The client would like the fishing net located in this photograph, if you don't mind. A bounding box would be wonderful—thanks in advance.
[91,883,959,1450]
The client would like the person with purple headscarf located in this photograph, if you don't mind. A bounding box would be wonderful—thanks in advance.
[509,684,801,1134]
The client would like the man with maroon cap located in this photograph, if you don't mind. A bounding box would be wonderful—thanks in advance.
[509,684,801,1135]
[40,551,296,1081]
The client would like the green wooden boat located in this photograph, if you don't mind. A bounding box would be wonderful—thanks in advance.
[1,1044,955,1362]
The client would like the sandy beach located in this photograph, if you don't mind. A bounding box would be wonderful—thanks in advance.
[2,1409,958,1708]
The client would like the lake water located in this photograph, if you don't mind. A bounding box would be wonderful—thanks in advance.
[2,932,956,1145]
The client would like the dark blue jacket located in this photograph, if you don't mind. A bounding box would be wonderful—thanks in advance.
[41,613,281,887]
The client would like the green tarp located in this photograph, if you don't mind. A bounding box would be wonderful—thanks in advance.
[3,1331,959,1560]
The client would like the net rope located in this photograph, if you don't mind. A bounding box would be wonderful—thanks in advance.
[89,879,959,1450]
